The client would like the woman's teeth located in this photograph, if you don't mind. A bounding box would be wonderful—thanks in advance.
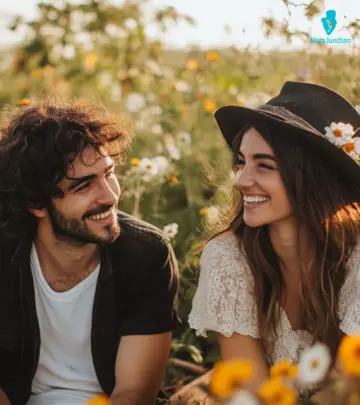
[89,210,112,220]
[243,196,270,204]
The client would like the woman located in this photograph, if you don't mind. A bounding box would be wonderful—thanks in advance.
[188,81,360,388]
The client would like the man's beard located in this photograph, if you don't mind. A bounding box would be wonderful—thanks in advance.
[47,203,120,246]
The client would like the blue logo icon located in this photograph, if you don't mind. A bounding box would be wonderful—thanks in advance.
[321,10,337,35]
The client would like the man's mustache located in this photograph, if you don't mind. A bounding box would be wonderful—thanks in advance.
[83,205,113,219]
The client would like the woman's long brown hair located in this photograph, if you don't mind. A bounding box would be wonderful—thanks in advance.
[209,121,360,360]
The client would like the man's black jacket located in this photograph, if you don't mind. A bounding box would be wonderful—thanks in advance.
[0,211,179,405]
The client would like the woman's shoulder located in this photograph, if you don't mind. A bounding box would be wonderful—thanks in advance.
[202,230,240,254]
[200,231,249,276]
[201,231,242,262]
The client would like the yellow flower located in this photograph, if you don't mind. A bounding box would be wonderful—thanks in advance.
[270,361,298,379]
[338,334,360,376]
[130,158,141,167]
[85,394,110,405]
[206,51,219,62]
[258,378,297,405]
[210,360,253,398]
[203,99,216,113]
[200,208,208,216]
[18,98,30,106]
[186,59,198,71]
[42,64,54,76]
[84,53,98,70]
[169,176,179,184]
[31,68,42,79]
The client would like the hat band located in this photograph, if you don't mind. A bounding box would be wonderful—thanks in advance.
[257,104,322,135]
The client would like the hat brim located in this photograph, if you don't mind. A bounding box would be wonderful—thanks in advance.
[214,105,360,200]
[214,104,323,148]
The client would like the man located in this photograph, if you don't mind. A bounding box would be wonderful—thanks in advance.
[0,100,179,405]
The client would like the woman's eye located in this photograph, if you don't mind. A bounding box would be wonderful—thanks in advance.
[259,163,275,170]
[235,159,245,166]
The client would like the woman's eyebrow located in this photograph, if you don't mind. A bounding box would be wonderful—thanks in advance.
[237,150,276,161]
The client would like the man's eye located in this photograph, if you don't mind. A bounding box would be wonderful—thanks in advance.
[105,171,115,178]
[76,183,90,192]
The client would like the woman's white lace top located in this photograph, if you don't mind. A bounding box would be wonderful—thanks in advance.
[188,231,360,364]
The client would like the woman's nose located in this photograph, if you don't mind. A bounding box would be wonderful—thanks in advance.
[234,166,255,190]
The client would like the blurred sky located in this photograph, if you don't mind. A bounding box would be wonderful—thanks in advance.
[0,0,358,50]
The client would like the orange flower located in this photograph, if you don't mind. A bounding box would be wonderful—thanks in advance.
[84,53,98,70]
[203,99,216,113]
[18,98,30,106]
[270,361,298,379]
[169,176,179,184]
[258,378,296,405]
[130,158,141,167]
[85,394,110,405]
[338,334,360,376]
[186,59,198,71]
[210,360,254,398]
[206,51,219,62]
[344,143,355,153]
[200,208,208,216]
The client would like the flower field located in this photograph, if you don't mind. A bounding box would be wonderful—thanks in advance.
[0,0,359,403]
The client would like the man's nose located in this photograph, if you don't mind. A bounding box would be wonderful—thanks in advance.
[97,180,120,206]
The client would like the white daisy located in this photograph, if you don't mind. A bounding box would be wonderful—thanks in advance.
[128,67,140,78]
[139,158,159,178]
[166,144,181,161]
[227,390,259,405]
[324,122,355,146]
[145,59,163,76]
[124,18,137,30]
[163,223,178,239]
[176,131,192,146]
[174,81,191,92]
[152,156,169,175]
[297,343,331,387]
[126,92,145,113]
[151,124,163,135]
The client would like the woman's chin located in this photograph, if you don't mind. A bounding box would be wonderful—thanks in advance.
[243,215,272,228]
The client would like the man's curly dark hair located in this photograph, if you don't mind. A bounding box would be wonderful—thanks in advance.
[0,98,133,239]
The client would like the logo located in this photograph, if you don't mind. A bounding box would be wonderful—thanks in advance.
[310,9,351,45]
[321,9,337,35]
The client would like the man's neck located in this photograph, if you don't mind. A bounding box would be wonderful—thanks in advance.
[33,229,100,293]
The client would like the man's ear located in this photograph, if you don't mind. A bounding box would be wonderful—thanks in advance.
[28,205,47,218]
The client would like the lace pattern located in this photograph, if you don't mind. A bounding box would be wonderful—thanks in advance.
[188,232,360,364]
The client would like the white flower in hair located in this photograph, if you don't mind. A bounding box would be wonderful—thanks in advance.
[355,105,360,115]
[324,122,355,146]
[324,122,360,163]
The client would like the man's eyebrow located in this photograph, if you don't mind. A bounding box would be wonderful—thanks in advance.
[66,163,115,191]
[237,150,277,162]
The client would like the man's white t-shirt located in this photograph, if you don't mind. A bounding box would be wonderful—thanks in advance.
[27,244,103,405]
